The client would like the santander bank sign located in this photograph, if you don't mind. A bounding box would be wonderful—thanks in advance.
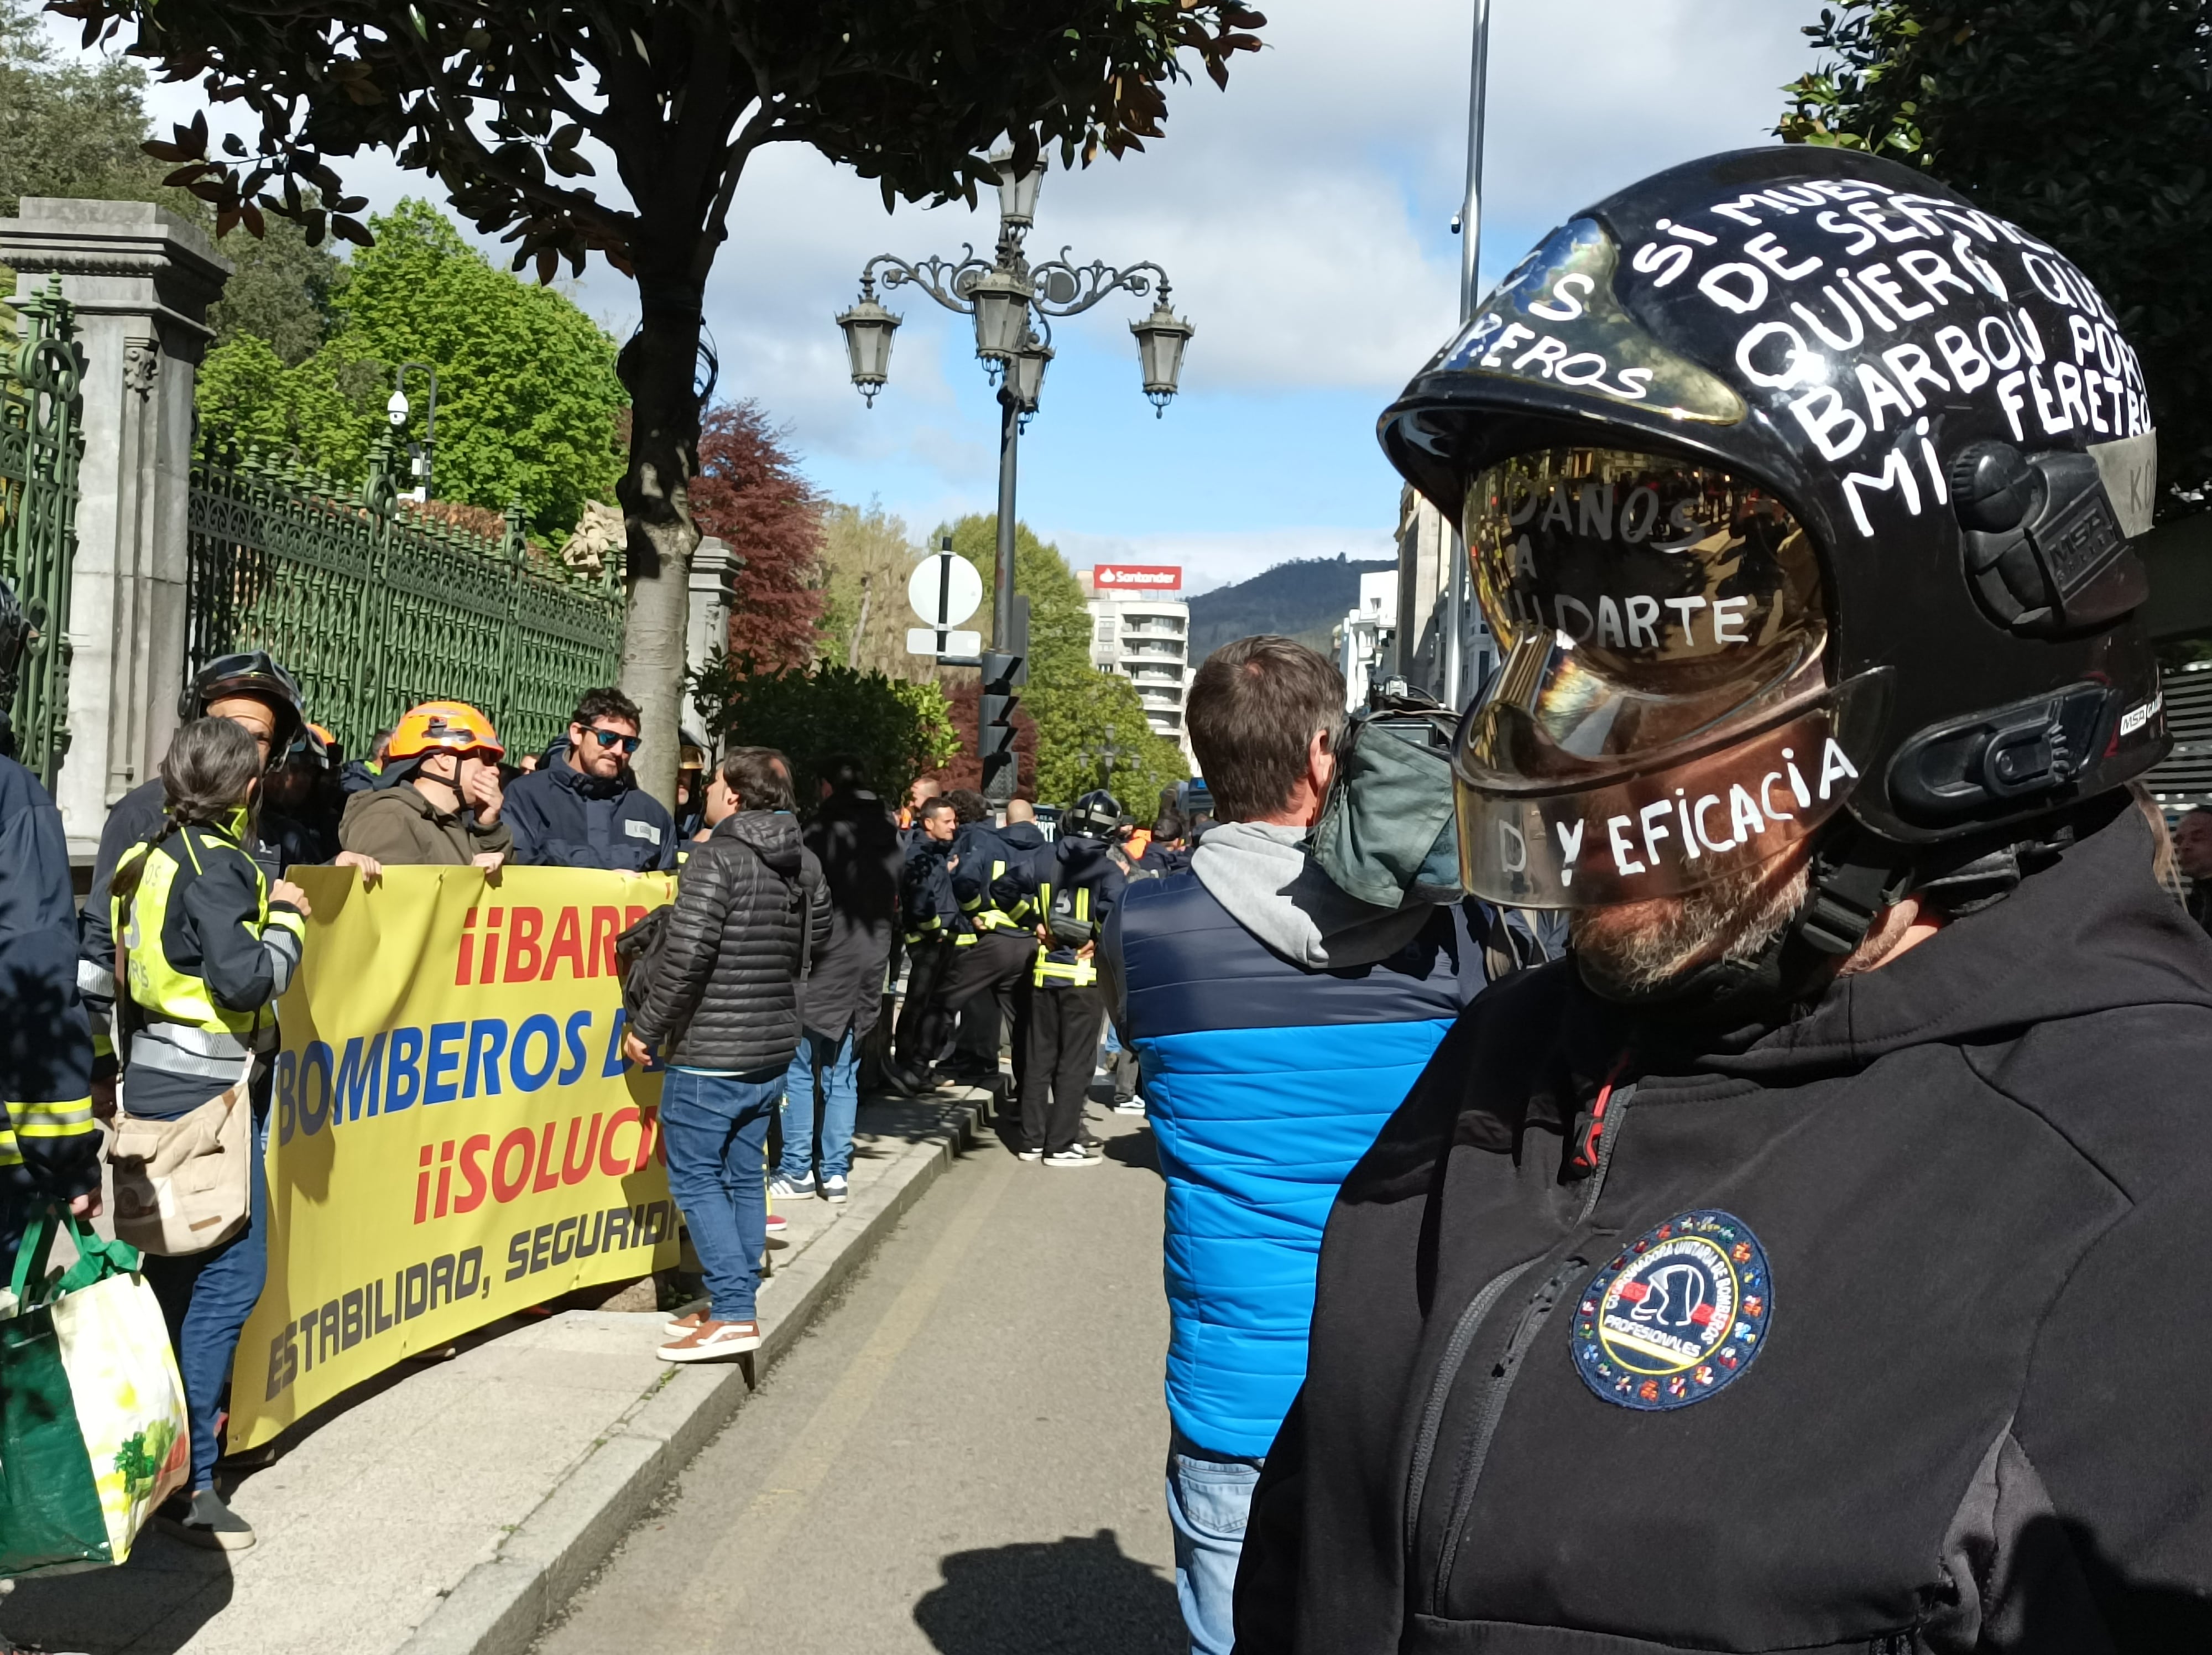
[1093,564,1182,594]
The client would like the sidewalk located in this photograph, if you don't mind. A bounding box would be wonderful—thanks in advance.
[1,1084,1004,1655]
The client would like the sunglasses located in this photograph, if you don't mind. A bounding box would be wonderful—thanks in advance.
[583,726,642,754]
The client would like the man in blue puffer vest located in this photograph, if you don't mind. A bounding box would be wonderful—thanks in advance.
[1102,634,1489,1655]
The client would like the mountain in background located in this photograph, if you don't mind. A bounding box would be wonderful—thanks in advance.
[1187,554,1395,664]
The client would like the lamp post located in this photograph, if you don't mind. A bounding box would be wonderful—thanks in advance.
[1079,724,1129,795]
[387,362,438,503]
[1442,1,1494,709]
[837,149,1193,797]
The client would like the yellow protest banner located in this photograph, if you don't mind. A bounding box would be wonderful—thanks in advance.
[230,865,680,1451]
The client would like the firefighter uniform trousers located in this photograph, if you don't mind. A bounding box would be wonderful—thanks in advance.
[1022,983,1104,1156]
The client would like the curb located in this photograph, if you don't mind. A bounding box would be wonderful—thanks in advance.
[394,1090,992,1655]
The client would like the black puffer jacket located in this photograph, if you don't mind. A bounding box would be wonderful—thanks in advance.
[1240,803,2212,1653]
[630,811,831,1075]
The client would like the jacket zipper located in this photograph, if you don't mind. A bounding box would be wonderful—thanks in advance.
[1403,1075,1636,1613]
[1427,1255,1586,1615]
[1402,1256,1538,1557]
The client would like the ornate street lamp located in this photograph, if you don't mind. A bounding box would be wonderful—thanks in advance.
[1008,329,1053,415]
[1131,293,1195,415]
[834,279,901,407]
[966,262,1034,365]
[993,146,1046,229]
[840,145,1191,800]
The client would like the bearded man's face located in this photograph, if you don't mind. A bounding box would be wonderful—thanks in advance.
[1569,845,1813,1000]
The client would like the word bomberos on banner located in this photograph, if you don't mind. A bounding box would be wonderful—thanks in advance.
[231,866,684,1452]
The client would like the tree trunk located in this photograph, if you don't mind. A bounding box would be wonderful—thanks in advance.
[616,274,707,808]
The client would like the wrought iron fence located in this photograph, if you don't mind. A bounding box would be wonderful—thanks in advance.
[186,432,625,761]
[0,278,87,788]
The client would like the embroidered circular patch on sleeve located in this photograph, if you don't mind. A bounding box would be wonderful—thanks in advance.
[1569,1209,1771,1411]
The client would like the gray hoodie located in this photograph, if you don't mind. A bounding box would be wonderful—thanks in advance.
[1190,820,1436,970]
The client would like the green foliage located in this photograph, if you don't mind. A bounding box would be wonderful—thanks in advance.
[194,200,626,536]
[816,501,935,679]
[69,0,1267,288]
[209,207,344,365]
[0,0,181,219]
[0,0,202,329]
[937,512,1187,811]
[689,653,959,806]
[1780,1,2212,511]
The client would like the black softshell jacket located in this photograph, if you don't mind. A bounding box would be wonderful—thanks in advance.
[1237,806,2212,1653]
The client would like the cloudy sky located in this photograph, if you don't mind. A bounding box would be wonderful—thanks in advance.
[90,1,1828,592]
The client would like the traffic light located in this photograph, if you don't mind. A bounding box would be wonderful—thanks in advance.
[979,649,1022,803]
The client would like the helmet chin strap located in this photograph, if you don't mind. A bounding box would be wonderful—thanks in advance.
[1578,824,1913,1018]
[1585,802,2105,1021]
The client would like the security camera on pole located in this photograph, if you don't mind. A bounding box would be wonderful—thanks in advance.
[843,145,1192,802]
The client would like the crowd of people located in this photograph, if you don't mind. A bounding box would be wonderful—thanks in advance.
[13,140,2212,1653]
[0,615,1214,1558]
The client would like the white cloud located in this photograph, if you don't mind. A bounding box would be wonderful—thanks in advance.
[60,1,1828,570]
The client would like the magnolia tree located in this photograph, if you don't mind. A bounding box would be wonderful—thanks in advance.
[52,0,1267,799]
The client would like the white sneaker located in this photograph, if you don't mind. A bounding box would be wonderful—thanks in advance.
[768,1173,814,1200]
[821,1173,849,1203]
[658,1318,761,1362]
[1112,1097,1146,1116]
[1043,1146,1100,1169]
[1016,1145,1045,1162]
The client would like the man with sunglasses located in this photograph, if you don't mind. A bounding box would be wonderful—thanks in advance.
[502,686,677,873]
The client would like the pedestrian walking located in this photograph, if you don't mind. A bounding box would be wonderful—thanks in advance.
[623,748,829,1362]
[337,701,512,867]
[107,718,313,1549]
[500,686,678,871]
[1102,634,1488,1655]
[1236,146,2211,1651]
[1008,789,1127,1166]
[772,757,901,1204]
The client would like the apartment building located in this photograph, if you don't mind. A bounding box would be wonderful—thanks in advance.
[1081,564,1197,771]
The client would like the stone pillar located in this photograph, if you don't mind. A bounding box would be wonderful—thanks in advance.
[0,199,230,854]
[686,535,740,686]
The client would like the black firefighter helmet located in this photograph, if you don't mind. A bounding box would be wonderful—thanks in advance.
[1065,789,1125,840]
[1382,144,2163,957]
[180,651,307,767]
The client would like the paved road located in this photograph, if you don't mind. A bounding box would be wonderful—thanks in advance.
[535,1104,1182,1655]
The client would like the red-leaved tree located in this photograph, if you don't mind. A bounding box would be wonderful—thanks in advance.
[690,401,826,672]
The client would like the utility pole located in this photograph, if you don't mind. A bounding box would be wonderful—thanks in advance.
[1443,0,1491,709]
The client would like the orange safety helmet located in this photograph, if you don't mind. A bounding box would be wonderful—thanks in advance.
[385,700,504,761]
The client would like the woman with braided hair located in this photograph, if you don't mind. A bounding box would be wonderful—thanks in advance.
[110,717,312,1551]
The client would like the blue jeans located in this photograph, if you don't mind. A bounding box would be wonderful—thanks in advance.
[658,1068,781,1324]
[776,1029,859,1184]
[1165,1429,1264,1655]
[135,1078,272,1490]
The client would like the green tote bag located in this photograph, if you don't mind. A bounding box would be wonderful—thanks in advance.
[0,1210,190,1576]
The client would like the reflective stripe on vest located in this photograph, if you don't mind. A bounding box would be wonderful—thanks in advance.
[1032,887,1095,986]
[0,1095,98,1168]
[114,819,284,1046]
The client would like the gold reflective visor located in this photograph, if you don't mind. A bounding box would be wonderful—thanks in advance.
[1454,445,1874,907]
